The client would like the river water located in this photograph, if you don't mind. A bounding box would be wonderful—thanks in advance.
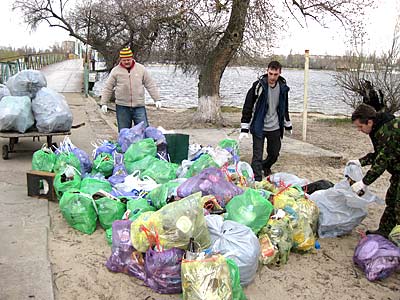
[95,65,353,116]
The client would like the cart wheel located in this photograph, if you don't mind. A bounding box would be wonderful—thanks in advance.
[2,145,9,160]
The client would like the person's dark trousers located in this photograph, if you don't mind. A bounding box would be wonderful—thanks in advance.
[378,174,400,236]
[251,129,281,181]
[116,104,149,132]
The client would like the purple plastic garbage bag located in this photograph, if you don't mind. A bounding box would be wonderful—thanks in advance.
[72,148,92,174]
[177,167,243,207]
[144,247,185,294]
[94,141,117,158]
[105,220,146,280]
[108,152,128,186]
[118,121,146,153]
[353,234,400,281]
[145,126,166,145]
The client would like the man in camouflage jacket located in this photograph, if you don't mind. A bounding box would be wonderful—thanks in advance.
[348,103,399,236]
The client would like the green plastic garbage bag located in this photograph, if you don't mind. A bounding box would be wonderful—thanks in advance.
[218,139,240,157]
[95,197,126,229]
[59,190,97,234]
[185,154,218,178]
[106,227,113,245]
[225,188,273,234]
[140,160,178,184]
[226,258,247,300]
[147,181,181,209]
[92,153,114,177]
[124,138,157,164]
[80,177,112,196]
[126,198,156,222]
[54,168,81,199]
[32,147,56,172]
[125,155,159,175]
[54,152,81,174]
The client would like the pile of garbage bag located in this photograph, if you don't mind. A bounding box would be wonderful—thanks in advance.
[31,128,398,297]
[0,70,73,133]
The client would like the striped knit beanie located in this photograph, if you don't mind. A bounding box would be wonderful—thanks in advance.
[119,47,133,58]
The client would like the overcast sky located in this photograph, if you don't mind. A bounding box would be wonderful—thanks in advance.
[0,0,398,56]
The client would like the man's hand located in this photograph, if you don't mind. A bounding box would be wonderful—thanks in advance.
[239,132,249,141]
[101,105,108,114]
[155,101,162,109]
[352,180,367,196]
[285,128,293,136]
[346,159,361,167]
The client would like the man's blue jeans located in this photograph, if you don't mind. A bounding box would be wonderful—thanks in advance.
[116,104,148,132]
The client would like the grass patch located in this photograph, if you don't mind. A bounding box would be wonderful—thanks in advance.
[221,106,242,113]
[317,117,351,125]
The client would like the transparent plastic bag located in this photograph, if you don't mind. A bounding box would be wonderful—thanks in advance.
[206,215,260,286]
[6,69,46,98]
[32,87,72,133]
[130,193,211,252]
[259,216,293,265]
[389,225,400,247]
[181,254,232,300]
[0,96,34,133]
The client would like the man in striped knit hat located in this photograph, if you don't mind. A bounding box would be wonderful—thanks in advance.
[100,47,161,131]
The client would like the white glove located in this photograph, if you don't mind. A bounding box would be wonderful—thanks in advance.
[285,129,293,136]
[352,180,367,195]
[347,159,361,167]
[239,132,249,141]
[155,101,162,109]
[101,105,108,114]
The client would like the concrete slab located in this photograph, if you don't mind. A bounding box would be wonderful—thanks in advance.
[0,182,50,228]
[41,59,83,93]
[0,260,54,300]
[0,227,48,263]
[168,128,342,159]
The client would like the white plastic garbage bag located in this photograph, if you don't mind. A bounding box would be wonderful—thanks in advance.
[206,214,260,286]
[269,172,309,187]
[32,87,73,133]
[309,165,383,238]
[6,69,47,98]
[0,84,10,101]
[0,96,34,133]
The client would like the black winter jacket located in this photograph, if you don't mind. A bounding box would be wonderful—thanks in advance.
[240,75,291,138]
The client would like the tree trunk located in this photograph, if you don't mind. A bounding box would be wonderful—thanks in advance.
[195,0,250,124]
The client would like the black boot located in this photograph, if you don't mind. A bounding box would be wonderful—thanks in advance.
[263,167,272,177]
[365,229,388,238]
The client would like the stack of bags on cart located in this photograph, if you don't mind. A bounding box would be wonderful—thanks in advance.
[31,124,400,298]
[0,70,72,133]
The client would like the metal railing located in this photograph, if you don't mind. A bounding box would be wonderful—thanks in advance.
[0,53,68,84]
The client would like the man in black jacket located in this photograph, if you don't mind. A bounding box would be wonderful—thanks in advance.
[239,61,292,181]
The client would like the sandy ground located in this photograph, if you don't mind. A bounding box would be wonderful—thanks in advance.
[48,107,399,300]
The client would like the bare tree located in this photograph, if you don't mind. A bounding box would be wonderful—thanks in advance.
[15,0,374,123]
[334,14,400,114]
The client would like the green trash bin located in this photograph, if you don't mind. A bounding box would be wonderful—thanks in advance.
[164,133,189,164]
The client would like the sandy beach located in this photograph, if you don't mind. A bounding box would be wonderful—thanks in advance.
[48,108,399,300]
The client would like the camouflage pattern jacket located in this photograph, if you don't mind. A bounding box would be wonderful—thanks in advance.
[359,112,399,185]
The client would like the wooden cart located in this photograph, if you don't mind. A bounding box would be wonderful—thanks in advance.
[0,130,71,159]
